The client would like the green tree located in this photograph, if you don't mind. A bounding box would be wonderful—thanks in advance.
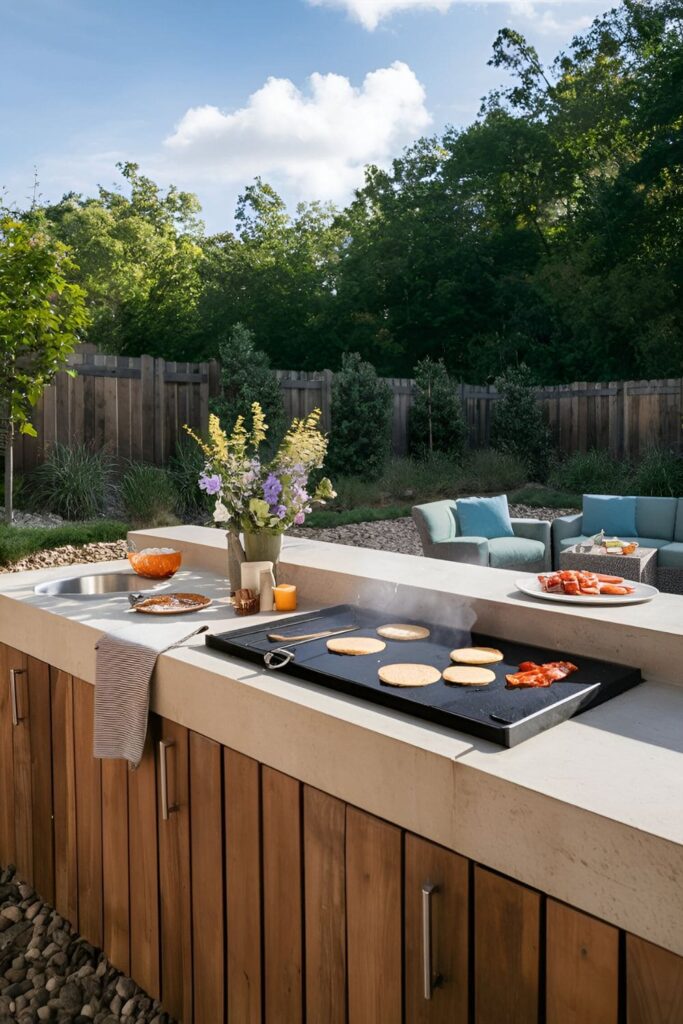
[42,163,204,358]
[327,352,393,480]
[490,365,552,481]
[0,216,88,522]
[409,357,467,459]
[212,323,285,444]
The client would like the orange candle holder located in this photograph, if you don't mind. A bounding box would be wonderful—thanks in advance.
[273,584,297,612]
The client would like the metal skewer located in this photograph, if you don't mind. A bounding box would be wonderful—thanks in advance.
[264,625,359,670]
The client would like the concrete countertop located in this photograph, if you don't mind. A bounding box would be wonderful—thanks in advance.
[0,526,681,957]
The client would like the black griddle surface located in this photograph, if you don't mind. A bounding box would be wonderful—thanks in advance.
[206,605,641,746]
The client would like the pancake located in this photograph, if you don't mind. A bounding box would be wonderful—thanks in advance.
[443,666,496,686]
[377,623,431,641]
[378,663,442,687]
[327,636,386,656]
[449,646,503,665]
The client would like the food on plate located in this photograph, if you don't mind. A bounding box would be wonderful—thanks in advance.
[538,570,635,596]
[378,663,442,687]
[133,593,210,614]
[327,636,386,656]
[449,646,503,665]
[442,666,495,686]
[377,623,431,641]
[506,660,578,688]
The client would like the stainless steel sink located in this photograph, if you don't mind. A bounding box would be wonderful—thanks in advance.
[34,572,164,598]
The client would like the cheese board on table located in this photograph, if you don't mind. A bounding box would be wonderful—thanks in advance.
[205,604,642,747]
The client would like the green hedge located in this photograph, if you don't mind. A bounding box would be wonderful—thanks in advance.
[0,521,128,567]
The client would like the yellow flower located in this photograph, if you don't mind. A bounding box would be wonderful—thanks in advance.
[209,414,229,462]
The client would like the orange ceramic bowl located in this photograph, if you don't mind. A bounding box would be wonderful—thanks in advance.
[128,549,182,580]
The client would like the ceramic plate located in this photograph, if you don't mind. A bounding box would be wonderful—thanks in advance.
[515,578,658,606]
[133,593,212,615]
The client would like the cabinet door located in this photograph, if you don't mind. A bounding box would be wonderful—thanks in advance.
[474,866,541,1024]
[128,727,160,1000]
[225,748,262,1024]
[0,645,19,868]
[627,934,683,1024]
[303,786,346,1024]
[546,900,618,1024]
[102,757,130,974]
[73,677,103,949]
[1,649,53,899]
[346,807,402,1024]
[51,669,78,927]
[405,833,469,1024]
[262,766,303,1024]
[158,718,192,1024]
[190,730,225,1024]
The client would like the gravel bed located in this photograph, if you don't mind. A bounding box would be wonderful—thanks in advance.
[0,542,129,575]
[0,510,65,529]
[290,505,575,557]
[0,867,172,1023]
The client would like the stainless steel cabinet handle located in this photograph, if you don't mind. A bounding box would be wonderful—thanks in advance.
[159,739,179,821]
[422,883,438,1000]
[9,668,26,727]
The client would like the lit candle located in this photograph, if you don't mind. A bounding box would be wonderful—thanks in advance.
[273,584,297,612]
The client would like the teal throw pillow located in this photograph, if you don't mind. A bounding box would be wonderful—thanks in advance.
[456,495,514,539]
[582,494,637,537]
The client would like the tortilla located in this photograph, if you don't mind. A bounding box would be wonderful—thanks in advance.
[377,623,431,641]
[327,636,386,656]
[443,666,496,686]
[449,646,503,665]
[378,663,442,687]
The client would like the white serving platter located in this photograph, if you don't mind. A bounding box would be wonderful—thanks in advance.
[515,578,659,606]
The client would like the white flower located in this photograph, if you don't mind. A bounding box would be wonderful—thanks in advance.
[213,499,230,523]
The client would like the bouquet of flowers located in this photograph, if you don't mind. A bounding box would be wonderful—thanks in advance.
[186,403,335,535]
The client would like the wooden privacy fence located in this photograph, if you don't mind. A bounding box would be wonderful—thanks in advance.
[13,348,220,473]
[12,352,683,470]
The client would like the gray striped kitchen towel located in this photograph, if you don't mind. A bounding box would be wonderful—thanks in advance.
[94,621,208,766]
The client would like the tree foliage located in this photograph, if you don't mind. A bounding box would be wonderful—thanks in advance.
[212,322,285,445]
[9,2,682,383]
[490,365,552,481]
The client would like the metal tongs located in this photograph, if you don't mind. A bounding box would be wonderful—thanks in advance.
[264,625,358,670]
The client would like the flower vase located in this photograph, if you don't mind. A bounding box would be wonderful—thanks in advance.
[243,531,283,577]
[227,530,246,596]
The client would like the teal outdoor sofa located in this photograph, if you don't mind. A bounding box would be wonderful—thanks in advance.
[552,494,683,592]
[412,498,552,573]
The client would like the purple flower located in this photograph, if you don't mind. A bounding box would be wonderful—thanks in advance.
[263,473,282,504]
[294,511,305,525]
[199,473,222,495]
[273,504,287,519]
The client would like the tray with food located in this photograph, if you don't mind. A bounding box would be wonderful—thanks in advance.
[516,570,658,605]
[205,604,642,746]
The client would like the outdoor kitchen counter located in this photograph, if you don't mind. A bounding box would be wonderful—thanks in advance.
[0,526,681,960]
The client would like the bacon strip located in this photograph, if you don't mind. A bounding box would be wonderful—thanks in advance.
[506,660,578,689]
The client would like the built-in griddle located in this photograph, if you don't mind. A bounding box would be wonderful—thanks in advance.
[205,604,641,746]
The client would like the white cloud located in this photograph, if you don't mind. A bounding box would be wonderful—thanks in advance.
[307,0,602,33]
[164,62,431,203]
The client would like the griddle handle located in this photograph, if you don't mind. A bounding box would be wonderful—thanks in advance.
[264,648,295,671]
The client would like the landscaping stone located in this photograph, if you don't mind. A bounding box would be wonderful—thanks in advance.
[0,541,129,575]
[0,868,172,1024]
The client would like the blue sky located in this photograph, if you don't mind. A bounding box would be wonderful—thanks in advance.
[3,0,611,231]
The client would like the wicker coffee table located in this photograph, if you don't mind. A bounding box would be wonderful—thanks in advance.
[559,544,658,586]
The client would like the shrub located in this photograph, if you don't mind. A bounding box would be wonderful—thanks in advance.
[381,453,462,501]
[632,448,683,497]
[327,352,393,480]
[327,474,383,511]
[27,444,112,520]
[120,463,179,528]
[168,435,213,518]
[409,358,467,460]
[490,365,552,481]
[549,449,631,495]
[212,323,285,447]
[456,449,528,494]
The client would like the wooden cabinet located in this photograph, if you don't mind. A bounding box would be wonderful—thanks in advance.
[405,833,469,1024]
[0,646,53,903]
[2,641,683,1024]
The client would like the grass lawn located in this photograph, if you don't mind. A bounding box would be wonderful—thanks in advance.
[0,521,129,567]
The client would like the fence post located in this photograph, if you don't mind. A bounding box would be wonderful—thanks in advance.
[140,355,155,464]
[154,358,166,465]
[320,369,333,433]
